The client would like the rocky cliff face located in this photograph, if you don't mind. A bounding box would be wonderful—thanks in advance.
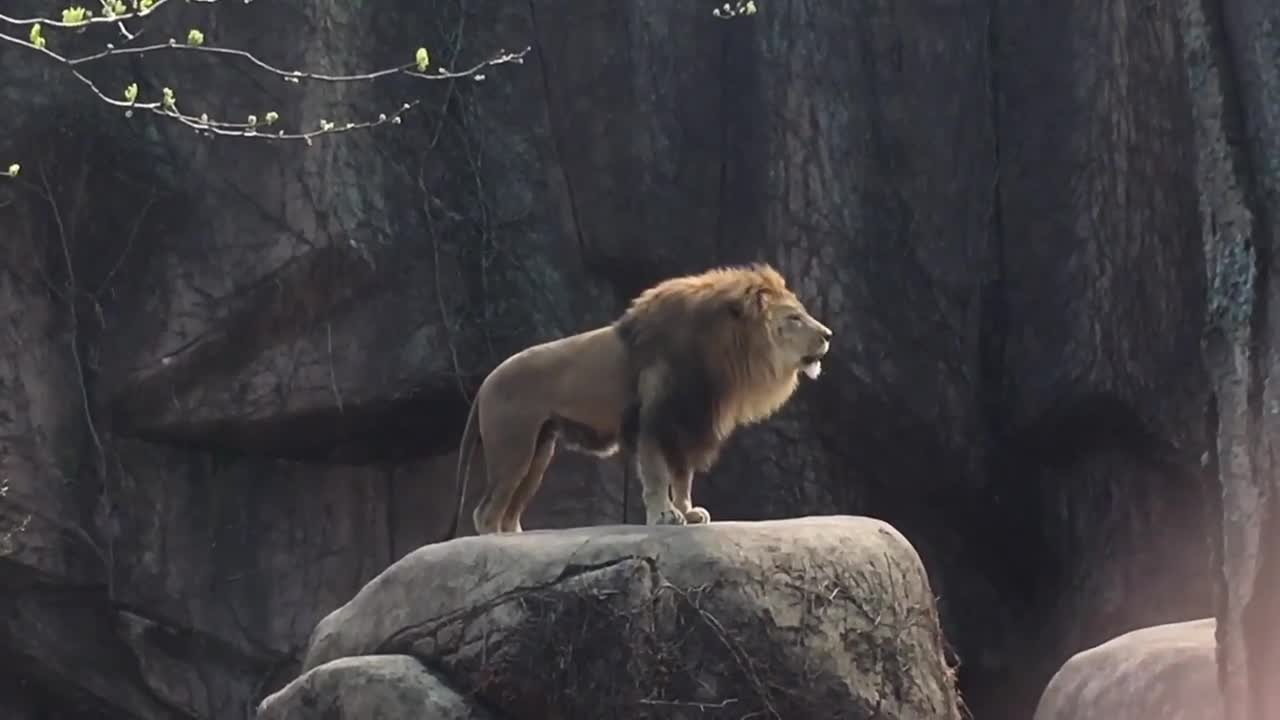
[3,0,1276,717]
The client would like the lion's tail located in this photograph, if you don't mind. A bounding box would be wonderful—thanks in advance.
[444,395,481,542]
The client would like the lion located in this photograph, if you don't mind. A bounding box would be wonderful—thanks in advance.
[443,262,832,540]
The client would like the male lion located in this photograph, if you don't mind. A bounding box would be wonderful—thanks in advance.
[445,262,832,539]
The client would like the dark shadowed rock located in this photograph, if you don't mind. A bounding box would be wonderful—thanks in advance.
[301,516,961,720]
[257,654,492,720]
[1033,618,1221,720]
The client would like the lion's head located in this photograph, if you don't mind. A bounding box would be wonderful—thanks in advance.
[615,262,833,387]
[723,264,832,382]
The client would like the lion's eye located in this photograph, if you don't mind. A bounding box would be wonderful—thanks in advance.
[788,314,803,325]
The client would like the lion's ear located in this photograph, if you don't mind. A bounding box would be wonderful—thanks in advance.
[729,287,770,319]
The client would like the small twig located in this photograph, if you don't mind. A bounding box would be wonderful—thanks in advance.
[661,582,783,720]
[326,321,343,414]
[94,185,155,298]
[39,166,106,472]
[420,169,470,401]
[637,697,740,709]
[0,493,104,565]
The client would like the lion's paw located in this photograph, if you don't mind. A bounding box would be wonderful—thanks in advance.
[684,506,711,524]
[648,507,688,526]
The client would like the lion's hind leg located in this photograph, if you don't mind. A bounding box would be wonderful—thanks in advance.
[472,415,545,535]
[502,425,557,533]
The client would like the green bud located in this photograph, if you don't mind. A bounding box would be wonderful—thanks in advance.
[61,6,87,24]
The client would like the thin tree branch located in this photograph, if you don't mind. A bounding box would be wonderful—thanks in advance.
[64,38,528,83]
[0,5,530,146]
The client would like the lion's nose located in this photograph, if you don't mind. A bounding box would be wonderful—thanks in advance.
[820,326,833,341]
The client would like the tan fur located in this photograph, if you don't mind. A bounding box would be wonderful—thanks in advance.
[445,263,832,539]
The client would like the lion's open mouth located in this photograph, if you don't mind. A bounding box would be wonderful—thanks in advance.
[800,355,823,380]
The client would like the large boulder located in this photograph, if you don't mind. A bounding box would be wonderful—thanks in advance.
[257,654,492,720]
[297,516,961,719]
[1033,617,1221,720]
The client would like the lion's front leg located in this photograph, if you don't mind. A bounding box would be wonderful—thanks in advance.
[636,438,686,526]
[670,470,711,525]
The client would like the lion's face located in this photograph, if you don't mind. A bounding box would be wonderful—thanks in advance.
[766,297,833,380]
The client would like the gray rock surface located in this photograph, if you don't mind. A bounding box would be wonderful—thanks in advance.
[257,654,492,720]
[301,516,962,720]
[1033,618,1221,720]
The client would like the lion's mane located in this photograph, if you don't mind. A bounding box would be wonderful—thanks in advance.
[612,262,802,473]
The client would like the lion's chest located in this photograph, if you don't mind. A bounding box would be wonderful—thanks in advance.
[717,374,800,437]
